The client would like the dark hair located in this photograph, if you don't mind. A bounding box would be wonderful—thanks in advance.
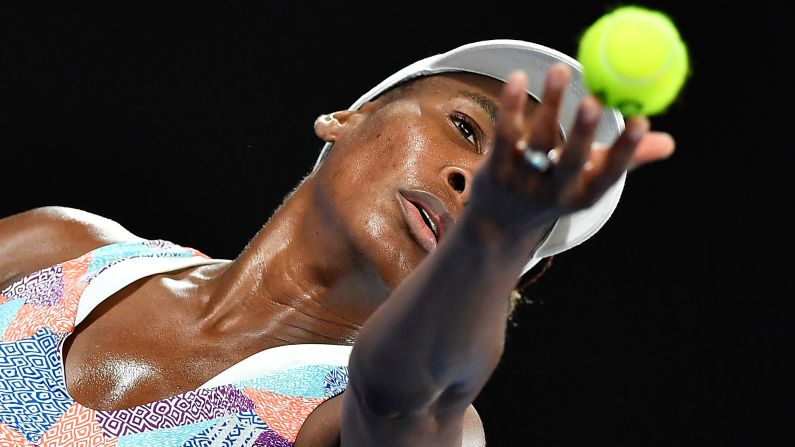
[508,256,554,317]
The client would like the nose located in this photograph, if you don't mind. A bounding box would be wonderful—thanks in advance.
[440,166,473,205]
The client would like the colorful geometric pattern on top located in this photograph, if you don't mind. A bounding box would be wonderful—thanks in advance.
[0,240,350,446]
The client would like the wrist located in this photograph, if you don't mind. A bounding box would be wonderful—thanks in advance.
[457,209,553,260]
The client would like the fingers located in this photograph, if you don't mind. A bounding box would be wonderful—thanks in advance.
[553,96,602,188]
[487,64,675,215]
[491,71,529,168]
[628,131,675,170]
[581,130,674,174]
[585,117,648,199]
[529,63,570,151]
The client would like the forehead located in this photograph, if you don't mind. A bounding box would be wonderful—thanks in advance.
[383,72,540,118]
[387,73,504,102]
[414,72,508,96]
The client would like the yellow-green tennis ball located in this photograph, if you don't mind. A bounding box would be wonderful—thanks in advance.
[577,5,689,117]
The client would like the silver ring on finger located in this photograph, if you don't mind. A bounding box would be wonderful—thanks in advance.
[522,146,553,174]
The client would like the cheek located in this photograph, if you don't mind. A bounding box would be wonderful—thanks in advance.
[357,109,442,185]
[362,211,414,273]
[317,103,450,208]
[399,124,437,184]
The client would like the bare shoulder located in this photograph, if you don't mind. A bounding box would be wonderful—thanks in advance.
[0,206,143,287]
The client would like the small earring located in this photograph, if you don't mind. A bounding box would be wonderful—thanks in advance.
[314,114,336,130]
[317,114,340,124]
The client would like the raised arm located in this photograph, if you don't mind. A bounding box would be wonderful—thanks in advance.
[341,66,674,446]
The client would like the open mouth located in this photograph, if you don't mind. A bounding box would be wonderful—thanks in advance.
[396,189,452,253]
[417,205,439,239]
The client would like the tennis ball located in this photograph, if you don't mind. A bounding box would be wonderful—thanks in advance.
[577,5,689,116]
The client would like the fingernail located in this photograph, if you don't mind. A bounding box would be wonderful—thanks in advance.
[507,71,526,95]
[630,119,650,140]
[548,69,564,90]
[658,133,676,158]
[581,101,599,123]
[662,133,676,151]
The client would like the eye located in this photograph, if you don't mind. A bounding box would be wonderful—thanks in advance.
[451,112,483,153]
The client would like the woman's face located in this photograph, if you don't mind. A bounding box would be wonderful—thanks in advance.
[311,72,539,288]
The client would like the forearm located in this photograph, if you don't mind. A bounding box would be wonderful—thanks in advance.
[348,211,547,417]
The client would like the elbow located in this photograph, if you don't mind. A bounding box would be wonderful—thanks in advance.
[347,347,442,419]
[346,343,503,421]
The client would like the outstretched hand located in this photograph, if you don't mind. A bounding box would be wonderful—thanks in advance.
[468,63,675,239]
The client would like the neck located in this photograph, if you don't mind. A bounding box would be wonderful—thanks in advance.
[196,175,387,354]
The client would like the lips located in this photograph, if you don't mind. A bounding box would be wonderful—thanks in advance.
[396,189,455,253]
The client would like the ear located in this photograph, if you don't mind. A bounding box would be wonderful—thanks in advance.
[313,110,356,143]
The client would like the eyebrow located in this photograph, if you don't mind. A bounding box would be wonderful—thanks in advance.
[459,91,498,124]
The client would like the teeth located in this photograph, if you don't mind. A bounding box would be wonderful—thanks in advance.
[419,208,438,238]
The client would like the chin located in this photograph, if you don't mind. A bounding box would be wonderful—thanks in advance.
[354,214,428,290]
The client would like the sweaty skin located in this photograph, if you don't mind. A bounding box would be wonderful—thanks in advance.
[0,65,674,446]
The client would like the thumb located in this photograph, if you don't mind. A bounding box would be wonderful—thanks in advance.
[628,131,676,171]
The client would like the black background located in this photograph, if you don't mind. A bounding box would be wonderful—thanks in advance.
[1,2,791,445]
